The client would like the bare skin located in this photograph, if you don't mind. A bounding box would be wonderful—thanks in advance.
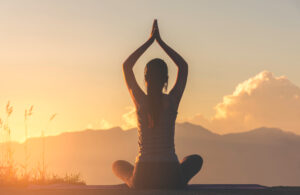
[123,19,188,109]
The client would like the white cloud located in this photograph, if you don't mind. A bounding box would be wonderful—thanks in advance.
[87,119,113,130]
[86,123,93,129]
[188,71,300,134]
[98,119,113,129]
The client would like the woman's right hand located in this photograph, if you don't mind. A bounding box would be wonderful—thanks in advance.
[150,19,161,41]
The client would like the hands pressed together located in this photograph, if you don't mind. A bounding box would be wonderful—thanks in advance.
[149,19,162,43]
[123,18,188,106]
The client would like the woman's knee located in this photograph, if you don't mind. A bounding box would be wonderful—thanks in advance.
[112,160,134,186]
[112,160,134,173]
[192,154,203,170]
[192,154,203,165]
[180,154,203,184]
[112,160,128,171]
[182,154,203,171]
[183,154,203,163]
[112,160,121,168]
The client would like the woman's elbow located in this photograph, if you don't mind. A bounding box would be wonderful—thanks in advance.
[181,62,188,74]
[123,62,130,72]
[123,61,134,70]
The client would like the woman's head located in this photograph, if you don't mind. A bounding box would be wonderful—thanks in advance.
[144,58,168,128]
[144,58,168,94]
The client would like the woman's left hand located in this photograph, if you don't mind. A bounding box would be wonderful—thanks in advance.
[151,19,161,41]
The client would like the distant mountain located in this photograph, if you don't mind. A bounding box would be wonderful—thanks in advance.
[4,123,300,186]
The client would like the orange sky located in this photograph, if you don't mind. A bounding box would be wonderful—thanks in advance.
[1,0,300,142]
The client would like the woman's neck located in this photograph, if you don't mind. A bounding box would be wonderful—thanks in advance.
[147,88,163,96]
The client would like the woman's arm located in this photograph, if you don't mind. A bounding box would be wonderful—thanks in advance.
[154,20,188,104]
[123,23,156,106]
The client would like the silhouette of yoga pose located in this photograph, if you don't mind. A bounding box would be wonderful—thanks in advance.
[112,20,203,189]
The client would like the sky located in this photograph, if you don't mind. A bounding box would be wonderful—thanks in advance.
[0,0,300,141]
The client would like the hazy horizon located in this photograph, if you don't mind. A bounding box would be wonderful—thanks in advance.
[5,123,300,186]
[6,120,299,145]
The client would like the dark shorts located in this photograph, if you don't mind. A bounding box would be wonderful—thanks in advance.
[130,161,185,189]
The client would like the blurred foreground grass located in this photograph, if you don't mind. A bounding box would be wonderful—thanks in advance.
[0,102,85,187]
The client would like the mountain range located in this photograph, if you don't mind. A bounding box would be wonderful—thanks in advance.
[4,122,300,186]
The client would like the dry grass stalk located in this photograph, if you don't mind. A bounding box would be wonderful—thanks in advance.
[0,104,84,186]
[23,105,34,177]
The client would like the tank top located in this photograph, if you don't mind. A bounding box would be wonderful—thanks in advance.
[135,94,179,163]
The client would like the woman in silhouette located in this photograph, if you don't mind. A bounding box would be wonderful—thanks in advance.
[112,20,203,189]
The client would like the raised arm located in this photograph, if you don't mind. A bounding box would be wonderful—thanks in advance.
[153,20,188,104]
[123,23,156,106]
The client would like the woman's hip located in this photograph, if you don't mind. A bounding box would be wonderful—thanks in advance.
[130,161,185,189]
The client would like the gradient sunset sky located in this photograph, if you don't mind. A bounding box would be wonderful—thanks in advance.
[1,0,300,141]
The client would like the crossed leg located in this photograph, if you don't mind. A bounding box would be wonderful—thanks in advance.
[112,155,203,188]
[180,154,203,185]
[112,160,134,187]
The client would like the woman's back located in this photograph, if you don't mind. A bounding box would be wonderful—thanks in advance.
[136,94,179,162]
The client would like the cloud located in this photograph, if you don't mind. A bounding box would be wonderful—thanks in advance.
[98,119,113,129]
[86,123,93,129]
[121,106,137,130]
[188,71,300,134]
[87,119,113,130]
